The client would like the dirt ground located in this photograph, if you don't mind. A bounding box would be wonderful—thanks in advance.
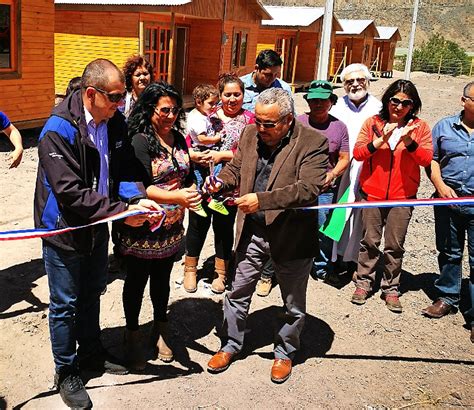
[0,71,473,409]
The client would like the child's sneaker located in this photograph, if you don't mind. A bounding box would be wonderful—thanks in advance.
[192,203,208,218]
[208,199,229,216]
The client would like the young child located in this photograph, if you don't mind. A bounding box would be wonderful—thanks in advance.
[187,84,228,216]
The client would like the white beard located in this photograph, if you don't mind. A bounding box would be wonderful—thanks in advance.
[348,88,368,102]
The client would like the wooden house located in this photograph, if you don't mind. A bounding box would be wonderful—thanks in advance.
[372,26,401,77]
[257,6,341,88]
[330,19,379,78]
[0,0,55,128]
[53,0,271,96]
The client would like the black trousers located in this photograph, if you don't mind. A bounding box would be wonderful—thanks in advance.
[185,201,237,260]
[122,254,175,330]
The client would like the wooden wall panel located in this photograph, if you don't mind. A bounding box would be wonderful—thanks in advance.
[295,32,319,82]
[0,0,55,125]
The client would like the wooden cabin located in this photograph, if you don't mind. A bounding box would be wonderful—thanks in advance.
[0,0,55,128]
[257,6,341,89]
[54,0,271,96]
[330,19,379,79]
[372,26,401,78]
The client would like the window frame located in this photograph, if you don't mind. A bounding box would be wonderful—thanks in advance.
[143,22,171,82]
[230,28,248,70]
[0,0,19,77]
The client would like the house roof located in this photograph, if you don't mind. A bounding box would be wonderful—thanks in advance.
[336,19,379,36]
[55,0,190,4]
[261,6,325,27]
[375,26,402,41]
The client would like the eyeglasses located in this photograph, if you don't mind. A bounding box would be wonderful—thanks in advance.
[389,97,414,107]
[463,95,474,102]
[155,106,181,116]
[255,117,285,129]
[90,86,126,103]
[344,77,367,86]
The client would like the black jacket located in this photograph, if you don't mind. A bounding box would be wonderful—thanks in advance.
[34,90,145,253]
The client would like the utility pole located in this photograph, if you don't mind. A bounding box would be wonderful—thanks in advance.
[404,0,420,79]
[317,0,335,80]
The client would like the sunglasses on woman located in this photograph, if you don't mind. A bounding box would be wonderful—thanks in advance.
[389,97,414,107]
[90,86,126,103]
[155,106,181,116]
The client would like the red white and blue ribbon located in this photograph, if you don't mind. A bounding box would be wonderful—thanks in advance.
[0,209,165,241]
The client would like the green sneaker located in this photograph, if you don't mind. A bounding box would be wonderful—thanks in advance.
[192,203,208,218]
[208,199,229,216]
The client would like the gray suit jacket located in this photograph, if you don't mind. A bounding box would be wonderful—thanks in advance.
[219,120,329,262]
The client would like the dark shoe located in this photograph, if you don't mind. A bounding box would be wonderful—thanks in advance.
[383,293,403,313]
[124,329,146,371]
[271,358,292,384]
[351,287,368,305]
[55,372,92,409]
[79,348,129,375]
[421,300,454,318]
[207,351,235,373]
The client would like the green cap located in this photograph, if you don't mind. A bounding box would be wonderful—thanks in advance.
[304,80,334,100]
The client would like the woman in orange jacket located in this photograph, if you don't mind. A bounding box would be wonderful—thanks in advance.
[350,79,433,312]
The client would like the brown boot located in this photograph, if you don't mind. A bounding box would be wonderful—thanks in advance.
[183,255,198,293]
[124,329,146,371]
[211,257,228,294]
[150,321,173,363]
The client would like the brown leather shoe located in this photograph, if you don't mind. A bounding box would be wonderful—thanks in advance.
[422,299,454,318]
[207,351,234,373]
[271,358,292,383]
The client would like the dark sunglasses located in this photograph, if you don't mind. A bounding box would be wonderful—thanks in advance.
[310,83,333,90]
[255,117,285,129]
[389,97,413,107]
[90,86,126,103]
[155,106,181,116]
[344,77,367,86]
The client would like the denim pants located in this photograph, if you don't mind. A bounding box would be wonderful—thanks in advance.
[221,221,312,360]
[313,190,336,277]
[434,205,474,324]
[43,226,109,373]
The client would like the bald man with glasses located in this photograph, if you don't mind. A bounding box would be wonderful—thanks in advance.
[205,88,328,383]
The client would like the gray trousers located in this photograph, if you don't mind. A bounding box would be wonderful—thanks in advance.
[221,221,312,360]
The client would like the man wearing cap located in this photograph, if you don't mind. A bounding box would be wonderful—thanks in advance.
[329,63,382,274]
[297,80,350,280]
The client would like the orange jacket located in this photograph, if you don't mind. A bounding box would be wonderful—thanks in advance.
[353,115,433,200]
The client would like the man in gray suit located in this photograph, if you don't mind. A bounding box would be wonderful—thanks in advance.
[205,88,328,383]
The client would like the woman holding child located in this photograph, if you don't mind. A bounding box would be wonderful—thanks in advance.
[184,73,255,295]
[117,81,201,370]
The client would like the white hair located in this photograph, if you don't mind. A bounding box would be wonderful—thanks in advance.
[256,88,295,117]
[340,63,372,82]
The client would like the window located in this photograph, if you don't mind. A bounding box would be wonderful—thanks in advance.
[231,29,248,69]
[144,24,171,82]
[0,0,16,72]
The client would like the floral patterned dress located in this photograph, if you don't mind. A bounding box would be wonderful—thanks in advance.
[118,129,192,259]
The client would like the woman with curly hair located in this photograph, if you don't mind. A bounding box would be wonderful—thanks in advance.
[121,55,154,119]
[117,82,201,370]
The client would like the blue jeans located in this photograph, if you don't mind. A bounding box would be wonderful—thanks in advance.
[313,190,336,278]
[43,226,109,373]
[434,205,474,325]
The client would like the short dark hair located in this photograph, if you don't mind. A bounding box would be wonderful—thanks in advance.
[217,72,244,94]
[65,76,82,96]
[379,79,422,122]
[463,81,474,97]
[123,55,154,92]
[192,84,219,103]
[81,59,124,90]
[255,49,282,70]
[128,81,185,138]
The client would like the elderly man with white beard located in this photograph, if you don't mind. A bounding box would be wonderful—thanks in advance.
[329,64,382,277]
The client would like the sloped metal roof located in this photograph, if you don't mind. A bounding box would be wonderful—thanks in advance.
[262,5,325,27]
[375,26,401,41]
[336,19,376,35]
[55,0,190,4]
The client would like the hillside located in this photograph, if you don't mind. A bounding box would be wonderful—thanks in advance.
[263,0,473,51]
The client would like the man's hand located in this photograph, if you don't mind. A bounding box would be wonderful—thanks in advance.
[203,175,223,194]
[436,182,458,199]
[8,147,23,168]
[124,199,162,226]
[235,193,260,214]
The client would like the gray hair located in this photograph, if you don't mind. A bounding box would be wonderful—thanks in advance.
[256,87,294,117]
[463,81,474,97]
[81,58,125,90]
[340,63,372,82]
